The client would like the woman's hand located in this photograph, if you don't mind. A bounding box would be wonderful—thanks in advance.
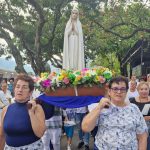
[27,100,46,137]
[98,97,111,110]
[82,98,111,132]
[27,100,37,114]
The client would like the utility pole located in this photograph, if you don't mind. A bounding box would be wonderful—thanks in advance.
[140,40,144,76]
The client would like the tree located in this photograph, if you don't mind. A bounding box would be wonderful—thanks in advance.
[0,0,72,75]
[0,0,150,76]
[79,0,150,75]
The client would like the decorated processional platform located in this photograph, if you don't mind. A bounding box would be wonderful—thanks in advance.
[33,67,113,109]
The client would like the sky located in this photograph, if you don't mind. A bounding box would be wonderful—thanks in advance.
[0,57,35,73]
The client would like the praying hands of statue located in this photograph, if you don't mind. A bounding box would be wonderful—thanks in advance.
[71,21,78,35]
[72,21,75,32]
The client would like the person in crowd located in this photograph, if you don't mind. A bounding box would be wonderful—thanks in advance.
[82,76,148,150]
[126,80,139,102]
[1,82,12,103]
[63,8,85,70]
[147,74,150,95]
[0,74,47,149]
[130,81,150,149]
[62,114,66,136]
[139,76,146,82]
[42,106,62,150]
[129,74,139,87]
[63,108,76,150]
[0,89,9,124]
[1,78,7,84]
[8,78,14,97]
[76,107,90,150]
[147,74,150,89]
[0,90,9,107]
[130,74,138,82]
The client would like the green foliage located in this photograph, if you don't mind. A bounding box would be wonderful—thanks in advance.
[91,52,121,75]
[0,0,150,75]
[0,0,73,74]
[79,0,150,75]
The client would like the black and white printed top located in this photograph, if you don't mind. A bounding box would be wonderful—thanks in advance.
[95,103,148,150]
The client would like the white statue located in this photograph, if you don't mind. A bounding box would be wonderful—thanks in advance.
[63,8,85,70]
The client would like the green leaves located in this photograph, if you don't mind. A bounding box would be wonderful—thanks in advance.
[1,0,150,75]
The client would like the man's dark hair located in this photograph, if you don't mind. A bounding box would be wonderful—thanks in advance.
[14,74,34,92]
[9,78,14,82]
[108,76,129,91]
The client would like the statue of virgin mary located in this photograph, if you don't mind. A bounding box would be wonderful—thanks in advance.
[63,8,85,70]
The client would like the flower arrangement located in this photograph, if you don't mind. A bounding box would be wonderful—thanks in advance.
[39,67,113,93]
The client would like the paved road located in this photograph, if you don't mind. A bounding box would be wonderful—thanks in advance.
[60,130,94,150]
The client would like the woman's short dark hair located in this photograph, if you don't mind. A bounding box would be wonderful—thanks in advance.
[14,74,34,92]
[108,76,129,91]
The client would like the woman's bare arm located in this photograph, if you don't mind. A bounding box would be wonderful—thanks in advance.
[0,106,8,150]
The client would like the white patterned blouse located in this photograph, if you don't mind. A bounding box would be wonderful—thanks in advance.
[95,103,148,150]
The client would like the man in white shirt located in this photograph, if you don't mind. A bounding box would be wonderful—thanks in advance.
[76,107,90,150]
[128,75,139,87]
[1,82,12,103]
[0,90,9,108]
[0,90,9,123]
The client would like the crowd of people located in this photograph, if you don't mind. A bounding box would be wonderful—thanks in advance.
[0,3,150,149]
[0,73,150,150]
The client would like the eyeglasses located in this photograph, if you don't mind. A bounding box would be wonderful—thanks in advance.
[15,85,29,91]
[110,87,127,93]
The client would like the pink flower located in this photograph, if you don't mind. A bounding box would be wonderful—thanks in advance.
[99,76,106,83]
[33,77,40,82]
[82,68,89,72]
[81,68,89,76]
[48,72,56,80]
[42,79,51,88]
[63,77,70,84]
[81,71,86,76]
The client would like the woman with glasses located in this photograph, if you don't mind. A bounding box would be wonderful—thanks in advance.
[0,74,50,150]
[130,81,150,149]
[82,76,148,150]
